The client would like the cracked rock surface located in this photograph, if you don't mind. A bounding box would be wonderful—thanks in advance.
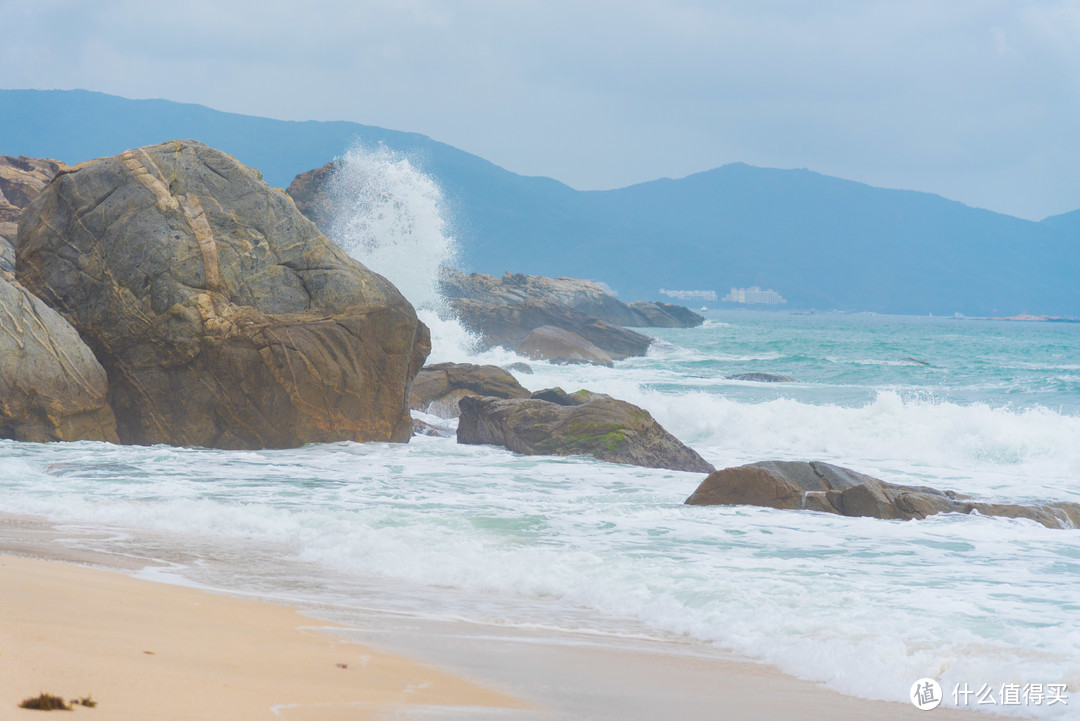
[0,267,118,442]
[17,140,429,449]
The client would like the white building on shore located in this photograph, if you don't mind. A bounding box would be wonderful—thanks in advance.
[659,289,718,302]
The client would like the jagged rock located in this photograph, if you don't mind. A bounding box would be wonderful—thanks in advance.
[17,140,429,449]
[627,301,704,328]
[457,392,715,473]
[452,297,652,360]
[726,373,796,383]
[685,461,1080,529]
[515,325,614,367]
[1,156,66,272]
[410,362,530,418]
[0,269,118,442]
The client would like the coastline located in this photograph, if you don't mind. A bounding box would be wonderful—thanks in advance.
[1,512,999,721]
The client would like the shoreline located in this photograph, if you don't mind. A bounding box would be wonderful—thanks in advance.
[1,512,1001,721]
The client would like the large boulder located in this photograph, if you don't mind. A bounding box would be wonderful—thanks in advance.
[411,362,530,418]
[16,140,429,449]
[452,297,652,360]
[457,391,714,473]
[0,269,118,443]
[1,156,66,272]
[685,461,1080,529]
[515,326,614,367]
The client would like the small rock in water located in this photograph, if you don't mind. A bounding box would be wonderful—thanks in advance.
[685,460,1080,529]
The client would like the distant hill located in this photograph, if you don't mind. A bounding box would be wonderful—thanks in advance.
[2,89,1077,316]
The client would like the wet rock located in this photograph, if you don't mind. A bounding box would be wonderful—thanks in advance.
[412,417,453,438]
[17,140,429,449]
[410,362,530,418]
[515,325,614,367]
[685,461,1080,529]
[457,392,715,473]
[503,362,533,375]
[0,269,118,442]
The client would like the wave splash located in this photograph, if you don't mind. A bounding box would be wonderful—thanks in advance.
[324,144,481,362]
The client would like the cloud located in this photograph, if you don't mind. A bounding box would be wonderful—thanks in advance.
[1,0,1078,218]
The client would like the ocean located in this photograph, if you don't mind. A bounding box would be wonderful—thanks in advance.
[2,148,1077,718]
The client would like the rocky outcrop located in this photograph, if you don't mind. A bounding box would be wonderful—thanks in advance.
[1,156,66,272]
[0,269,118,443]
[452,297,652,360]
[627,301,704,328]
[726,373,796,383]
[284,162,335,232]
[515,326,614,367]
[457,391,715,473]
[440,269,702,329]
[685,461,1080,529]
[17,140,429,449]
[410,362,530,418]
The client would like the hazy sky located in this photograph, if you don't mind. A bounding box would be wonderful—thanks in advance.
[3,0,1079,219]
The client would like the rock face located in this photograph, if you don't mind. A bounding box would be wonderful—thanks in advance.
[457,391,715,473]
[627,301,705,328]
[515,326,614,367]
[411,362,530,418]
[685,461,1080,529]
[17,140,429,449]
[452,297,652,360]
[1,156,66,272]
[0,269,118,443]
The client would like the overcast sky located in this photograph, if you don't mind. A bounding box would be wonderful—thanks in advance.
[3,0,1079,220]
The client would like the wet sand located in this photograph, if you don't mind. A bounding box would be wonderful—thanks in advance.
[1,513,998,720]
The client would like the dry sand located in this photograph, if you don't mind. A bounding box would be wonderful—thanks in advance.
[0,521,1001,721]
[0,553,522,720]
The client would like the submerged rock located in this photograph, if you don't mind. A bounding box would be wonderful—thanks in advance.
[457,392,715,473]
[726,373,796,383]
[685,461,1080,529]
[410,362,530,418]
[0,269,118,443]
[515,325,614,367]
[17,140,429,449]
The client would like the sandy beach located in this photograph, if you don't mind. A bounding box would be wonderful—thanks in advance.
[0,513,998,721]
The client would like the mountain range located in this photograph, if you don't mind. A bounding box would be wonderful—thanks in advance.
[2,89,1076,316]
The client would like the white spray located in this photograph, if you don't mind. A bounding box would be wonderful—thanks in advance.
[324,144,483,362]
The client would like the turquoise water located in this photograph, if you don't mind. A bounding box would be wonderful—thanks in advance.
[2,310,1078,718]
